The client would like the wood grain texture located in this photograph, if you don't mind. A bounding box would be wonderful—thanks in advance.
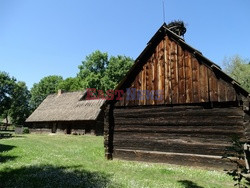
[164,37,171,104]
[111,105,245,163]
[191,57,200,103]
[185,51,193,103]
[116,34,238,106]
[113,149,238,169]
[199,64,209,102]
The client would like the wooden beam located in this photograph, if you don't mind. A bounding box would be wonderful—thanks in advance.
[104,104,115,160]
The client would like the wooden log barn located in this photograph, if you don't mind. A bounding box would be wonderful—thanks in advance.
[103,23,250,169]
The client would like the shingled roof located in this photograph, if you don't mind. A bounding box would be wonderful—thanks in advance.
[26,91,105,122]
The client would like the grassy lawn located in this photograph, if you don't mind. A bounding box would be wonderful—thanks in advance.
[0,134,234,188]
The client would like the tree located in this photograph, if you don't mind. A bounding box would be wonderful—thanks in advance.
[10,82,31,125]
[78,50,109,91]
[0,72,31,126]
[57,77,83,92]
[30,75,63,111]
[223,55,250,92]
[0,72,16,127]
[0,72,15,114]
[102,55,134,90]
[77,50,133,91]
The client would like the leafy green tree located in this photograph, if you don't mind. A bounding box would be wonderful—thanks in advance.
[0,72,31,126]
[223,55,250,92]
[0,72,15,114]
[0,72,16,126]
[10,82,31,125]
[77,50,133,91]
[57,77,83,92]
[30,75,63,111]
[78,50,109,90]
[102,55,134,90]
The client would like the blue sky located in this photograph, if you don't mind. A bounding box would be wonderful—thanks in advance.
[1,0,249,89]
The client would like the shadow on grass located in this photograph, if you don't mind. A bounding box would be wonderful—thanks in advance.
[178,180,204,188]
[0,155,17,163]
[0,165,118,188]
[0,144,17,164]
[0,144,16,152]
[0,134,13,139]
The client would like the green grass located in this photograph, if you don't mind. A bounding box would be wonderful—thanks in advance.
[0,134,234,188]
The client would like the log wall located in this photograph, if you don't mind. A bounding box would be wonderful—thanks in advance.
[28,120,104,135]
[105,25,250,168]
[111,105,245,168]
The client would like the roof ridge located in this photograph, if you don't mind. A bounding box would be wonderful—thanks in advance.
[46,90,85,97]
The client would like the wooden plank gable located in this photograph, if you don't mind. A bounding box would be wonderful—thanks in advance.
[117,35,238,107]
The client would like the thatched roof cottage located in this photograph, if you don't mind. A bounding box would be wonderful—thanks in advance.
[26,90,105,135]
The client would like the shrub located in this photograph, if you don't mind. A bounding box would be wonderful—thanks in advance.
[22,127,30,134]
[222,136,250,187]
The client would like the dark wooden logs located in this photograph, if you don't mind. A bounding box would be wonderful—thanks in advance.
[109,105,246,167]
[113,149,236,170]
[243,95,250,141]
[104,104,115,159]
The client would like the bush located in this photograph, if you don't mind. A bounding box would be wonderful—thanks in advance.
[22,127,30,134]
[222,135,250,187]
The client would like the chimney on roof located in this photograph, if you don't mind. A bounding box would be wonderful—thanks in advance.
[58,89,62,96]
[166,20,186,38]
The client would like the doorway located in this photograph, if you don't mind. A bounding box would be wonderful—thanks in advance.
[52,123,57,133]
[66,125,71,134]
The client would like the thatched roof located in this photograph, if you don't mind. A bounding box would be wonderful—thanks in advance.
[26,91,105,122]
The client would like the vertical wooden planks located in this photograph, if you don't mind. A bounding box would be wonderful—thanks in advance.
[199,64,209,102]
[150,55,155,105]
[124,89,129,106]
[171,41,179,104]
[113,33,242,107]
[137,71,143,105]
[217,79,227,102]
[154,46,159,105]
[161,41,165,104]
[151,53,156,105]
[115,97,122,107]
[143,64,147,105]
[164,36,171,104]
[192,57,200,103]
[207,68,218,102]
[226,82,237,101]
[185,51,193,103]
[137,64,147,106]
[128,81,135,106]
[177,45,185,104]
[133,74,138,106]
[146,57,153,105]
[118,89,125,107]
[157,40,165,104]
